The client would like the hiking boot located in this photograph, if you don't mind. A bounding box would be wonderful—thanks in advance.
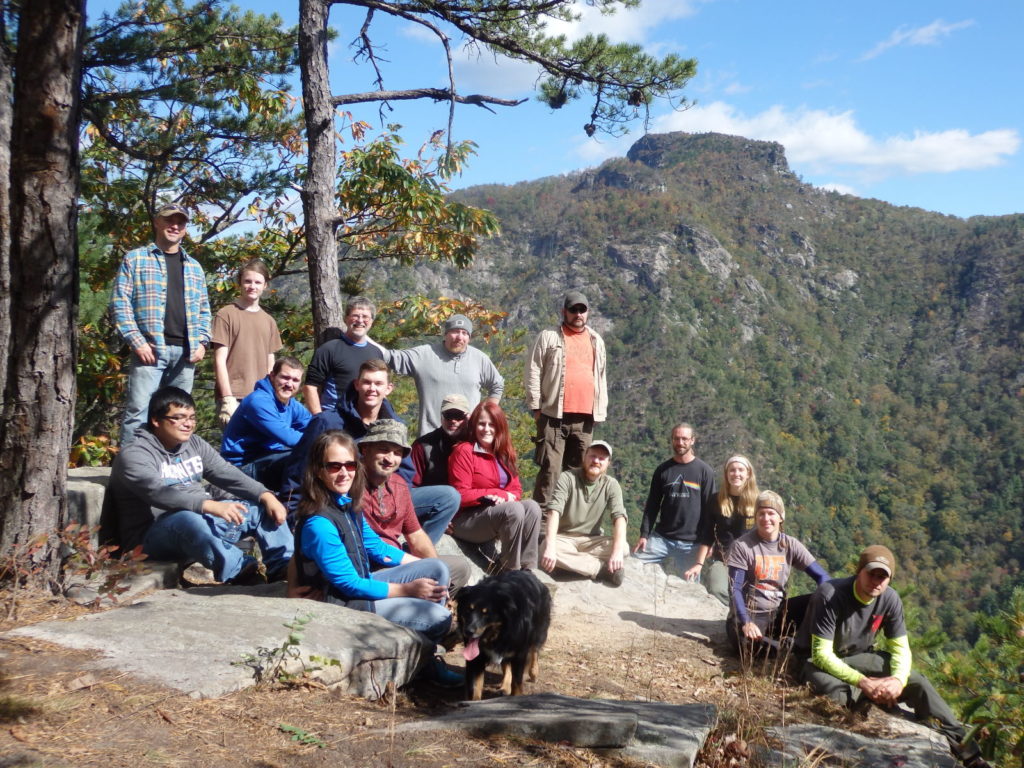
[227,557,262,585]
[598,562,625,587]
[420,656,464,688]
[179,562,221,588]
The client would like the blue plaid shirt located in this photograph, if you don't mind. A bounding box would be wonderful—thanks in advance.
[110,243,211,357]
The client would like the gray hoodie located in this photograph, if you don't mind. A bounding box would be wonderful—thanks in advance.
[108,428,268,551]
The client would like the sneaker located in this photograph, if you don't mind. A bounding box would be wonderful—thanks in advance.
[598,562,625,587]
[179,562,221,587]
[420,656,464,688]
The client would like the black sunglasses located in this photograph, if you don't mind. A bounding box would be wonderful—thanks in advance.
[323,460,358,473]
[442,409,467,420]
[567,305,588,314]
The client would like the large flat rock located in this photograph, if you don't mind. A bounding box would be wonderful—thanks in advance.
[394,692,715,768]
[767,722,957,768]
[5,587,431,700]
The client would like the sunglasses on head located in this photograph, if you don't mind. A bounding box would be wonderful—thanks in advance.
[323,460,358,474]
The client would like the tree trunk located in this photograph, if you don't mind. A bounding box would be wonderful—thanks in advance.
[0,0,85,580]
[298,0,344,338]
[0,9,13,394]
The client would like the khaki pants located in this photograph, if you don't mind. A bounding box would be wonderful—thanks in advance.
[548,533,614,578]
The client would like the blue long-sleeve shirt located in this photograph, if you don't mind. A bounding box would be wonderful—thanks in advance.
[221,376,311,464]
[300,513,405,601]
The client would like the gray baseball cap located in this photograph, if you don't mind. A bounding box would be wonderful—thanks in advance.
[588,440,613,458]
[563,291,589,309]
[443,314,473,335]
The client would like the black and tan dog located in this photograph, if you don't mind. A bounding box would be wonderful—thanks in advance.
[457,569,552,701]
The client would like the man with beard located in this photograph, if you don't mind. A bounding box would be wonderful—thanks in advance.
[384,314,504,436]
[359,420,471,597]
[410,393,470,487]
[633,423,717,576]
[539,441,627,586]
[220,356,311,487]
[525,291,607,505]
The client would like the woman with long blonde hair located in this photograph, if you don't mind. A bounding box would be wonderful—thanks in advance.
[684,455,759,605]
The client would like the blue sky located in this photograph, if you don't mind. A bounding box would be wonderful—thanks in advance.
[91,1,1023,218]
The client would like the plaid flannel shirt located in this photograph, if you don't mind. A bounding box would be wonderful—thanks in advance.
[110,243,211,357]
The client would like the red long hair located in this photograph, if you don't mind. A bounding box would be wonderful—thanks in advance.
[467,401,518,477]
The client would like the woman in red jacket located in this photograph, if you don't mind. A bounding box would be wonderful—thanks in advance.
[448,401,541,572]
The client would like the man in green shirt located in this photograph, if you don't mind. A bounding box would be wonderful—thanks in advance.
[795,545,990,768]
[539,441,628,587]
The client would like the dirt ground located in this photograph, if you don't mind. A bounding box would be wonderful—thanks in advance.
[0,588,867,768]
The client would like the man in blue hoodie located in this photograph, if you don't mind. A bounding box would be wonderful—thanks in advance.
[221,356,311,487]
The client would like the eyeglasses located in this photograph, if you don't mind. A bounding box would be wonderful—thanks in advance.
[323,461,358,474]
[164,414,197,424]
[567,305,588,314]
[442,410,467,421]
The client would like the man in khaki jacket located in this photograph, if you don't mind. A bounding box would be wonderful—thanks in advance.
[525,291,608,506]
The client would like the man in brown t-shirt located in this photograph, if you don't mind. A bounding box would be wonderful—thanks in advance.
[525,291,608,505]
[359,419,471,596]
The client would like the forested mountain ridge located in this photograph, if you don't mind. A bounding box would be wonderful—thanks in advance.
[380,131,1023,646]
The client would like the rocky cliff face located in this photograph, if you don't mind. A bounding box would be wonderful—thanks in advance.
[375,131,1023,643]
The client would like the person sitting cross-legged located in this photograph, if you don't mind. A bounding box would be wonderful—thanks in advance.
[539,441,628,587]
[105,386,293,585]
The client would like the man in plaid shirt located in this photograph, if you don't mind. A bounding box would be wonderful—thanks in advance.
[111,203,212,445]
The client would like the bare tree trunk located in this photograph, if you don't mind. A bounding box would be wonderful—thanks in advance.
[0,7,13,394]
[0,0,85,580]
[298,0,344,338]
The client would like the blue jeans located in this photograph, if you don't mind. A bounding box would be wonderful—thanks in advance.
[409,485,460,544]
[372,558,452,643]
[240,450,292,490]
[632,532,698,576]
[142,503,293,582]
[121,344,194,445]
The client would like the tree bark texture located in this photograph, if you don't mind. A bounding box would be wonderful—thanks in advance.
[298,0,345,337]
[0,0,85,577]
[0,17,12,396]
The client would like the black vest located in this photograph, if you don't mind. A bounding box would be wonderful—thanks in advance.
[294,502,376,613]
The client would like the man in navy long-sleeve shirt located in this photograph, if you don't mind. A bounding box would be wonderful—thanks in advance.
[632,422,716,576]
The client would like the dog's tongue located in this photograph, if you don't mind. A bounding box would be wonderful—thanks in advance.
[463,638,480,661]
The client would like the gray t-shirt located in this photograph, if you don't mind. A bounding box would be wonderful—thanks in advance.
[727,530,815,615]
[794,575,907,657]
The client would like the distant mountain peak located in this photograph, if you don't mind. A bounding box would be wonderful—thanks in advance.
[626,131,792,176]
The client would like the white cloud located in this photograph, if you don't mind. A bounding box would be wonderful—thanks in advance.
[451,45,542,98]
[860,18,974,61]
[545,0,705,44]
[820,182,858,196]
[653,102,1020,176]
